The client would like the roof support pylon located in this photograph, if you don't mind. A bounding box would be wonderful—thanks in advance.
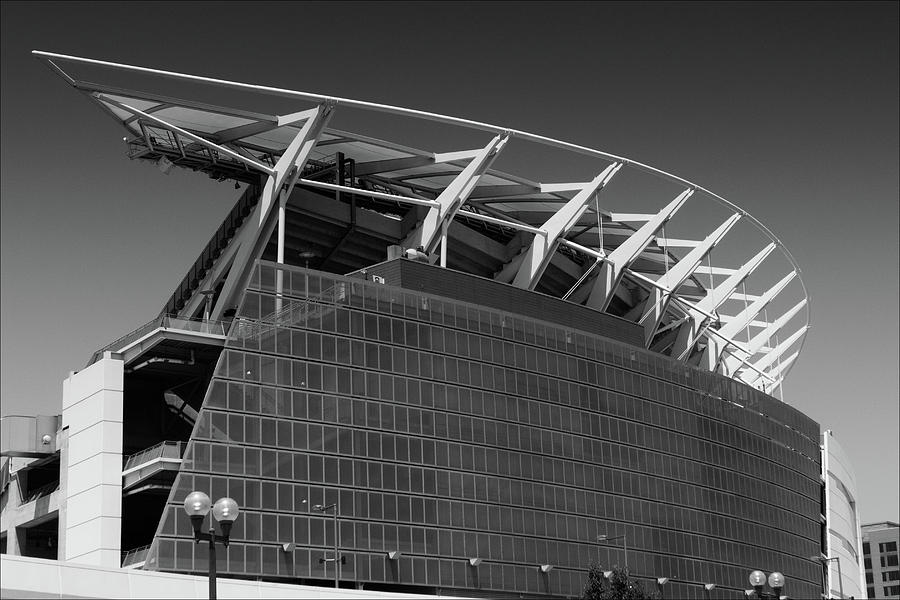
[511,162,621,290]
[670,243,775,360]
[210,103,334,320]
[760,351,800,393]
[720,298,807,375]
[739,326,808,385]
[636,213,741,345]
[702,270,797,373]
[403,133,509,255]
[585,189,692,311]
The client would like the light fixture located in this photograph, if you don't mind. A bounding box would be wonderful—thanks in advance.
[468,558,482,567]
[183,490,212,532]
[748,570,766,587]
[657,578,669,585]
[388,551,402,560]
[767,572,784,589]
[540,564,553,573]
[182,491,240,600]
[282,542,295,553]
[298,250,317,269]
[704,584,716,591]
[603,571,613,579]
[211,497,239,541]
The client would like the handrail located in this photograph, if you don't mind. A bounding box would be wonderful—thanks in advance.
[121,544,152,567]
[122,440,185,472]
[87,316,227,367]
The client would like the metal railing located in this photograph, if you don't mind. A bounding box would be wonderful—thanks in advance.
[233,283,341,342]
[121,544,152,567]
[122,441,186,472]
[87,316,227,366]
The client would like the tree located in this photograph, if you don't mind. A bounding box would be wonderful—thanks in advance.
[582,564,660,600]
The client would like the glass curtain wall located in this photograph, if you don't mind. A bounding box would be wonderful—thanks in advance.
[145,260,823,599]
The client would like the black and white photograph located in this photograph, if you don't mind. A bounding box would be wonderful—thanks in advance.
[1,2,897,599]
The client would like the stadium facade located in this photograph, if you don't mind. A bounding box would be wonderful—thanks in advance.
[0,51,864,599]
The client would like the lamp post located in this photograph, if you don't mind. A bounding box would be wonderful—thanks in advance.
[810,555,843,599]
[313,502,340,589]
[183,492,240,600]
[597,534,628,570]
[747,570,786,599]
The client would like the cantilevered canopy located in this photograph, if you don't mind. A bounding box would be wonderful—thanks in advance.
[33,50,810,398]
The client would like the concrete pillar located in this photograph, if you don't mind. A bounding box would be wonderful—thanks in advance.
[61,352,123,567]
[57,426,69,561]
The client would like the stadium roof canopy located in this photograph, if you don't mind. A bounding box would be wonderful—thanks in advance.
[33,50,809,398]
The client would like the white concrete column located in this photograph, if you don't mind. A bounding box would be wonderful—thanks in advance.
[61,352,123,567]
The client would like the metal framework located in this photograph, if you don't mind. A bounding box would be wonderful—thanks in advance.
[33,50,811,398]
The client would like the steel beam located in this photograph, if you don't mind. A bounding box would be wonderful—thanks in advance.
[211,104,334,320]
[635,213,741,345]
[95,93,275,175]
[510,162,622,290]
[739,327,808,386]
[670,243,775,359]
[720,299,807,375]
[586,189,692,311]
[702,271,797,373]
[759,351,800,392]
[402,133,509,255]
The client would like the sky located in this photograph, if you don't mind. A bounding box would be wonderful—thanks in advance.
[1,2,897,523]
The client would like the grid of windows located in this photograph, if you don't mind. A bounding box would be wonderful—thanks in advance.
[146,262,823,599]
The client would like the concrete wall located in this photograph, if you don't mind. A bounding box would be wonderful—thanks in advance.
[0,554,468,599]
[61,352,124,567]
[822,430,866,599]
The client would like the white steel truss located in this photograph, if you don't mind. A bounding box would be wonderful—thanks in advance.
[702,271,797,374]
[720,299,807,376]
[213,103,334,320]
[669,243,775,360]
[739,326,808,386]
[35,51,811,398]
[511,162,622,290]
[402,134,510,258]
[586,190,692,311]
[634,214,741,345]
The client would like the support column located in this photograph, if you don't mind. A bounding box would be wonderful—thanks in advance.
[510,162,621,290]
[669,243,775,359]
[211,103,334,320]
[61,352,124,567]
[635,214,741,345]
[402,133,509,256]
[585,189,691,311]
[720,298,807,375]
[739,326,808,386]
[702,270,796,373]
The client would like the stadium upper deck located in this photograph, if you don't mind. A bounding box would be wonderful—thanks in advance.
[33,50,809,397]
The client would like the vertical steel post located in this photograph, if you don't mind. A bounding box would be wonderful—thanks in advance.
[208,527,217,600]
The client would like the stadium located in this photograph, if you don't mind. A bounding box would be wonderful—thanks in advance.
[0,51,850,599]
